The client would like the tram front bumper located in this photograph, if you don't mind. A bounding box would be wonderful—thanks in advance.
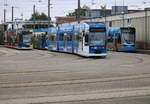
[122,45,136,52]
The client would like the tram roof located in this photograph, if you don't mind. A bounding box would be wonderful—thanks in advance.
[108,28,121,34]
[33,28,48,32]
[58,25,74,33]
[84,22,106,28]
[48,27,57,34]
[108,27,135,33]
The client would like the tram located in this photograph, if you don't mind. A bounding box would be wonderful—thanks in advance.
[0,31,4,45]
[107,27,136,52]
[47,22,107,57]
[32,29,48,49]
[5,29,33,49]
[46,27,57,51]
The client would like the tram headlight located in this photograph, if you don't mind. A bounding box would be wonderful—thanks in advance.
[26,43,30,46]
[90,46,94,49]
[101,47,104,49]
[94,47,97,49]
[26,43,33,47]
[91,46,105,50]
[90,46,97,49]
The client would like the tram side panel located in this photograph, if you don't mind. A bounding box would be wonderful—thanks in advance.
[47,34,57,51]
[47,27,58,51]
[33,29,48,50]
[66,33,73,53]
[73,24,87,56]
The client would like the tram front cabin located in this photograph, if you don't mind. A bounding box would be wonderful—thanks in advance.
[18,30,33,49]
[74,23,107,57]
[6,29,33,49]
[107,27,136,52]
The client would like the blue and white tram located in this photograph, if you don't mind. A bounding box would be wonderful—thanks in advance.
[47,22,107,57]
[107,27,136,52]
[47,27,58,51]
[33,29,48,49]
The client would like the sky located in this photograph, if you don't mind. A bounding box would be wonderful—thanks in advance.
[0,0,150,23]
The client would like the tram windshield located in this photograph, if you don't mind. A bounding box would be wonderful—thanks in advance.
[23,35,32,43]
[89,32,105,46]
[122,29,135,44]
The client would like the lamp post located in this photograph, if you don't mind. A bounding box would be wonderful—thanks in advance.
[48,0,51,27]
[12,6,14,30]
[3,2,8,43]
[104,5,107,24]
[115,0,117,15]
[122,0,125,27]
[77,0,80,23]
[10,6,18,30]
[4,9,6,23]
[3,8,7,43]
[33,5,36,30]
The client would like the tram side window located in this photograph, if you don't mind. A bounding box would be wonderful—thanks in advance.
[77,33,82,42]
[85,34,88,46]
[66,34,72,41]
[109,21,112,27]
[59,34,64,41]
[76,34,80,41]
[117,34,121,44]
[49,34,56,41]
[108,33,113,42]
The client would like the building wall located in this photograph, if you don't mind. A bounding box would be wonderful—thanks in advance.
[147,12,150,49]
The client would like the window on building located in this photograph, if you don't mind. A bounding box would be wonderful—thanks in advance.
[127,19,132,26]
[109,21,112,27]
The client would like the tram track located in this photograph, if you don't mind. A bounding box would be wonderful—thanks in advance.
[119,55,144,67]
[0,48,150,103]
[0,48,24,57]
[29,50,89,61]
[0,86,150,104]
[0,73,150,88]
[0,54,92,76]
[0,70,68,75]
[0,51,6,56]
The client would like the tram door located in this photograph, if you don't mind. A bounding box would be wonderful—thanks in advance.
[78,32,83,52]
[64,33,67,51]
[53,34,57,50]
[73,33,78,53]
[107,33,114,51]
[114,33,122,51]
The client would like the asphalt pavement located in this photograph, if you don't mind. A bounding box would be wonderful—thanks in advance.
[0,47,150,104]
